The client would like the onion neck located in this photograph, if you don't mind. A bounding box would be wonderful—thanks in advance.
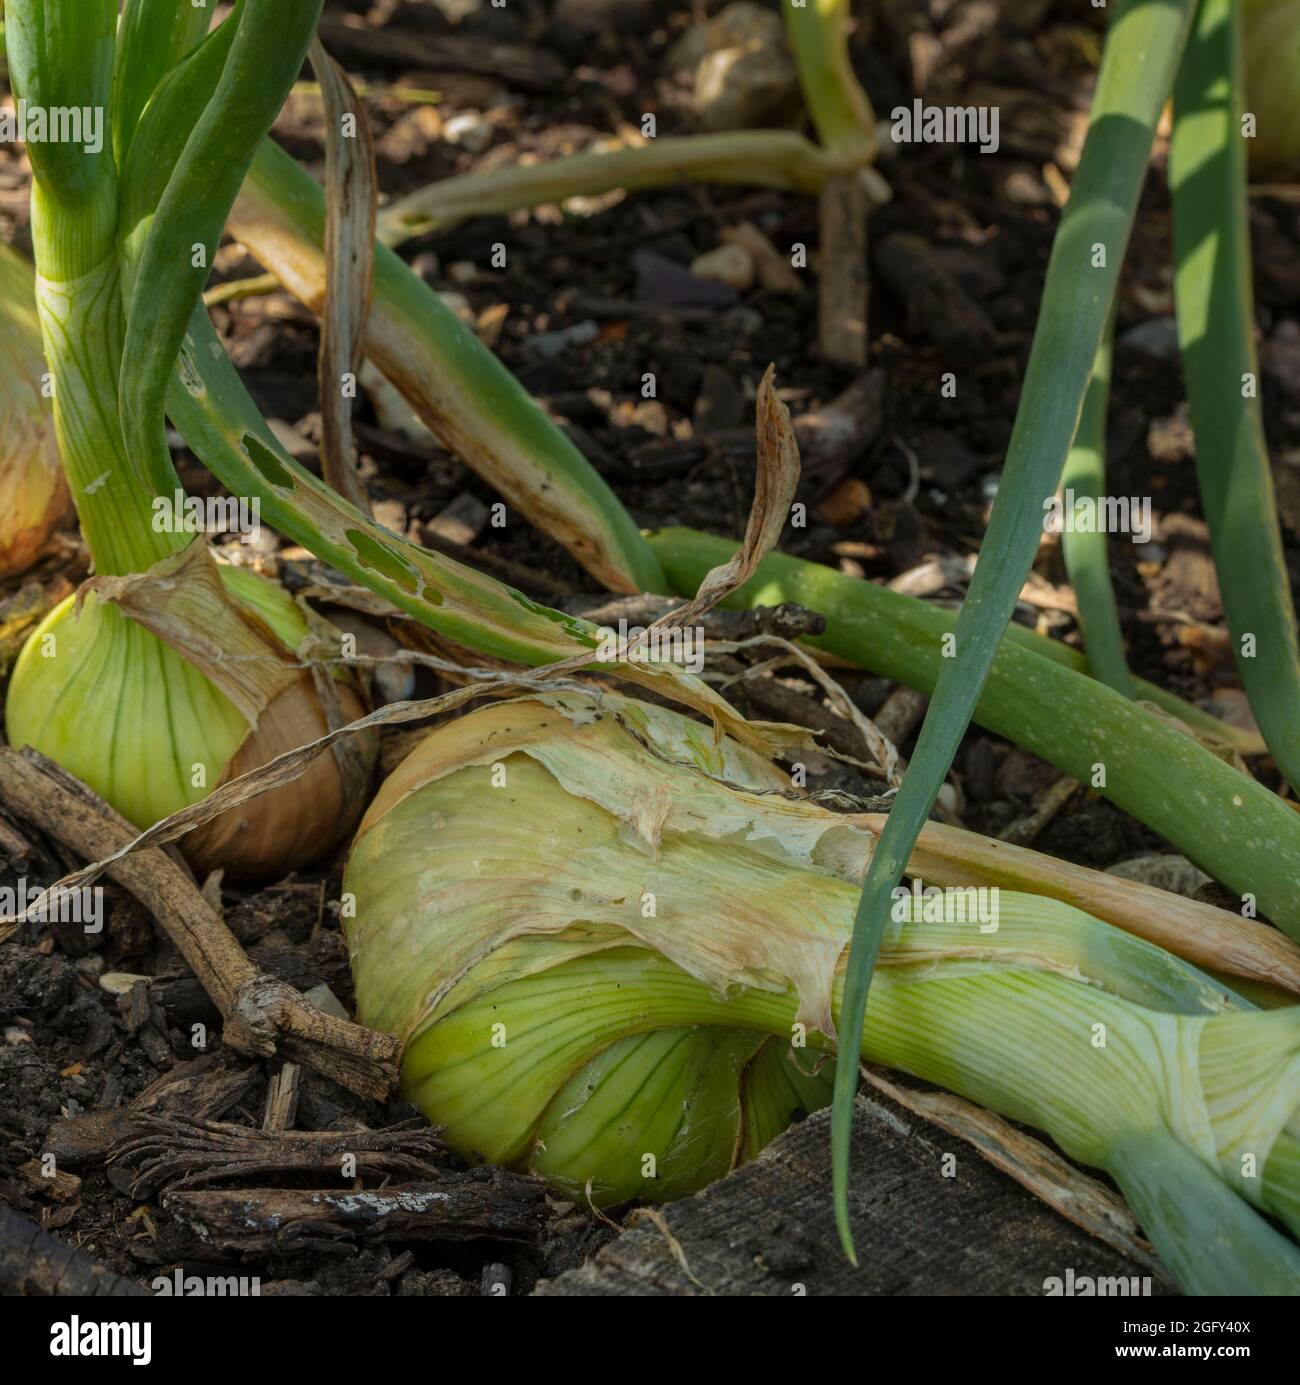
[31,192,184,577]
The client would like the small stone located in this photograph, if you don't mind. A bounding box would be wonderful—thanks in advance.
[302,983,350,1021]
[1120,316,1181,361]
[722,305,764,336]
[265,418,316,463]
[816,477,872,529]
[437,291,475,327]
[1106,854,1212,898]
[689,244,755,291]
[410,251,440,284]
[1147,403,1195,464]
[447,260,478,286]
[441,112,493,154]
[722,222,802,294]
[668,3,799,133]
[99,971,149,997]
[523,320,599,360]
[635,249,735,307]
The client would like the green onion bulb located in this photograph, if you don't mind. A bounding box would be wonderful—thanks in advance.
[0,243,69,576]
[344,692,1300,1293]
[1245,0,1300,169]
[6,562,371,882]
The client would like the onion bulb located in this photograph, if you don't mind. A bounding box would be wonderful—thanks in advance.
[342,691,1300,1292]
[1244,0,1300,169]
[7,550,373,883]
[0,243,69,576]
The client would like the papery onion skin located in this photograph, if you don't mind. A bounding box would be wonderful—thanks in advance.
[6,565,373,883]
[0,243,70,577]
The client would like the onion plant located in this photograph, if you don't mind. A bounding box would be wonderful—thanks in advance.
[344,691,1300,1295]
[0,0,749,857]
[648,529,1300,941]
[223,0,1300,1277]
[2,0,376,879]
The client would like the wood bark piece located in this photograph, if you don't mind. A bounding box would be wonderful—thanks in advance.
[44,1059,262,1167]
[0,747,399,1100]
[16,1160,81,1203]
[535,1095,1171,1296]
[0,1205,147,1297]
[164,1173,548,1253]
[263,1062,302,1134]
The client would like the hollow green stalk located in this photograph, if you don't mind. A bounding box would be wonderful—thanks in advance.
[119,0,324,499]
[1059,308,1136,696]
[1171,0,1300,792]
[110,0,214,165]
[379,130,870,244]
[783,0,876,160]
[648,529,1300,942]
[231,139,665,596]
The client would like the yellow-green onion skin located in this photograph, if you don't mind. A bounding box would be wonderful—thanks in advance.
[1244,0,1300,169]
[344,694,1300,1292]
[7,566,299,833]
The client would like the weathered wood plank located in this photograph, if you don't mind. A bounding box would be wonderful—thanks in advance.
[536,1093,1171,1296]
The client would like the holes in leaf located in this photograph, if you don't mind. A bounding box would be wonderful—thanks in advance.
[241,432,293,489]
[346,528,436,600]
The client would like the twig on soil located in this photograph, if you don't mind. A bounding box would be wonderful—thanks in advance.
[164,1174,548,1253]
[108,1113,444,1197]
[817,174,871,368]
[0,747,400,1100]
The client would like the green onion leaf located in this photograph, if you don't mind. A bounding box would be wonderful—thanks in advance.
[1170,0,1300,791]
[118,0,324,498]
[1059,308,1137,696]
[110,0,216,165]
[829,0,1198,1261]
